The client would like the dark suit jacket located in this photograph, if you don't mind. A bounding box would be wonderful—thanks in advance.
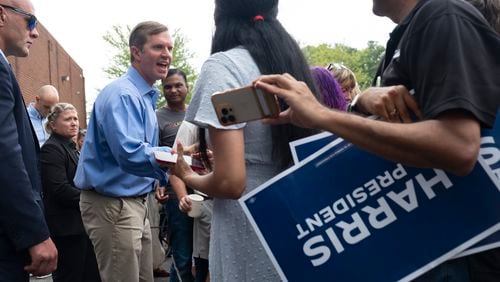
[41,133,86,236]
[0,55,49,254]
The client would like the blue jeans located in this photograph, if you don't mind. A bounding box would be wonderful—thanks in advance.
[164,197,194,282]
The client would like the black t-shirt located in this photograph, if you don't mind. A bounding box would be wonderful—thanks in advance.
[156,106,186,147]
[379,0,500,127]
[156,106,189,192]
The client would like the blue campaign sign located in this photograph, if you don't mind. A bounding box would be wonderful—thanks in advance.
[290,118,500,259]
[241,118,500,281]
[289,131,337,164]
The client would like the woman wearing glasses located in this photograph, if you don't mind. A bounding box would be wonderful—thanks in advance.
[327,63,361,103]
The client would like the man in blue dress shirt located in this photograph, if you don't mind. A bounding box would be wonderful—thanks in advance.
[74,21,173,282]
[27,84,59,147]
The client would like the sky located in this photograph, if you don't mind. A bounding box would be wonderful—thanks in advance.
[31,0,396,107]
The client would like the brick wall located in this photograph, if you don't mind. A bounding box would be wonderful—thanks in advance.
[8,22,87,128]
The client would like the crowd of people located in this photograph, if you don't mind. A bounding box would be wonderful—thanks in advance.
[1,0,499,281]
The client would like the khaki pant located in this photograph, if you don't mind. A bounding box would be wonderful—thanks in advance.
[146,192,166,269]
[80,190,153,282]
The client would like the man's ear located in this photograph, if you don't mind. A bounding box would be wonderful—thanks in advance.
[130,46,141,62]
[0,9,6,27]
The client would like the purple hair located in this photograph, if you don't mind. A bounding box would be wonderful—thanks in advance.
[310,67,347,111]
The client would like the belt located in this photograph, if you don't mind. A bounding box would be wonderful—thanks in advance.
[125,193,148,199]
[87,188,148,199]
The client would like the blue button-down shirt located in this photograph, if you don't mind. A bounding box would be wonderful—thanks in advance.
[74,67,169,197]
[27,103,48,147]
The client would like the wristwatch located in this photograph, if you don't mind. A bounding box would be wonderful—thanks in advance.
[347,93,362,113]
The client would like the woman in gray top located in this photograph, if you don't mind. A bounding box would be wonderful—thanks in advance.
[171,0,320,280]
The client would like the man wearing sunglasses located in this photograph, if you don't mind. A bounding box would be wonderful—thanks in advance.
[0,0,57,281]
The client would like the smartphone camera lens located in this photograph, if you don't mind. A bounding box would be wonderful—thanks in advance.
[228,115,236,122]
[221,116,228,124]
[222,108,229,115]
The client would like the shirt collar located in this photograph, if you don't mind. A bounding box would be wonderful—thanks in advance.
[126,66,160,98]
[398,0,429,28]
[382,0,429,73]
[28,102,43,119]
[0,49,8,65]
[52,132,72,144]
[52,133,78,152]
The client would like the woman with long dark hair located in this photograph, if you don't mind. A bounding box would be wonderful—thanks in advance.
[170,0,319,280]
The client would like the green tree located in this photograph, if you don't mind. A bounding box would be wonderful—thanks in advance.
[102,25,131,79]
[356,41,385,88]
[302,41,385,90]
[102,24,197,107]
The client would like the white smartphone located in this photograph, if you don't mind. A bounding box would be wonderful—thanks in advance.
[211,85,280,126]
[154,151,204,170]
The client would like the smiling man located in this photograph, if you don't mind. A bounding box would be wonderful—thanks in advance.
[155,68,193,281]
[74,21,173,281]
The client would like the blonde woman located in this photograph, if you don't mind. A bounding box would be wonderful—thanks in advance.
[41,103,100,282]
[327,63,361,103]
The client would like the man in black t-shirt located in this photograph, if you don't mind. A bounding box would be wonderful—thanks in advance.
[371,0,500,281]
[155,68,195,282]
[354,0,500,281]
[254,0,500,281]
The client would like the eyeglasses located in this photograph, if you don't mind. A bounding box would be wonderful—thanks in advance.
[327,63,350,72]
[0,4,37,31]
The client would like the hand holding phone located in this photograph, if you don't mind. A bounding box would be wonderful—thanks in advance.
[211,85,279,126]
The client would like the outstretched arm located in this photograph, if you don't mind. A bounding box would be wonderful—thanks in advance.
[254,74,480,176]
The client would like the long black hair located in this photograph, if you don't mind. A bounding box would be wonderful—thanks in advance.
[199,0,319,168]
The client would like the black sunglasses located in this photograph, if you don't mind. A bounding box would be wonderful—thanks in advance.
[0,4,37,31]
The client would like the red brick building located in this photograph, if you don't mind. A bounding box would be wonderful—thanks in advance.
[8,22,87,127]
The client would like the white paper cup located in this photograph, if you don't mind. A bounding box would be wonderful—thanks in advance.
[187,194,204,218]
